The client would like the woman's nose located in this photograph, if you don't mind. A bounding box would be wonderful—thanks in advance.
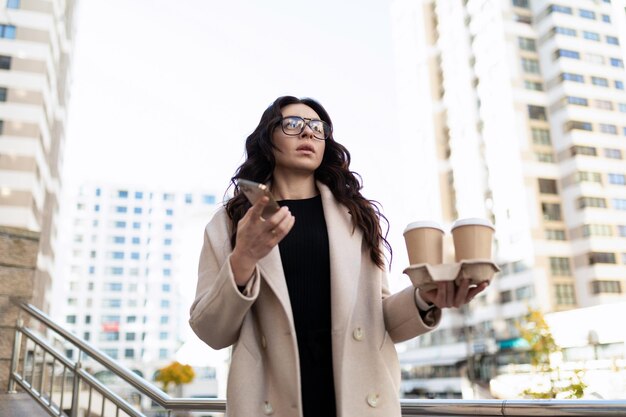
[300,124,315,139]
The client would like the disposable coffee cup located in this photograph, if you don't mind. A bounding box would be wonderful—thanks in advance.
[451,218,495,261]
[403,221,445,265]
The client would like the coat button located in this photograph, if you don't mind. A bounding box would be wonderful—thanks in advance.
[353,327,364,341]
[367,393,380,408]
[263,401,274,415]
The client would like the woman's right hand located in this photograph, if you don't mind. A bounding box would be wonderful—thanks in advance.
[230,196,295,286]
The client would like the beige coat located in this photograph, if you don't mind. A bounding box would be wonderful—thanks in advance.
[189,183,441,417]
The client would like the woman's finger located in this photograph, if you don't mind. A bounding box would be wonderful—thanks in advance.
[454,279,470,307]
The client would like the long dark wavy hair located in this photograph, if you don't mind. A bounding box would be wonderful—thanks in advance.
[225,96,392,269]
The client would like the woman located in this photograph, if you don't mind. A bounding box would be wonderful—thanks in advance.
[189,96,487,417]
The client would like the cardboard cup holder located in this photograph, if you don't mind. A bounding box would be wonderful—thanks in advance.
[402,259,500,292]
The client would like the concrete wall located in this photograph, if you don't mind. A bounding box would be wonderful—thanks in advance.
[0,226,40,390]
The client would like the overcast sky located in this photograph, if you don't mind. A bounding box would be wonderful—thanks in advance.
[63,0,432,279]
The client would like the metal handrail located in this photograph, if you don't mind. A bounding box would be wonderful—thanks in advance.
[8,300,626,416]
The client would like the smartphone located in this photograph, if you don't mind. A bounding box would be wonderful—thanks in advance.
[238,179,281,220]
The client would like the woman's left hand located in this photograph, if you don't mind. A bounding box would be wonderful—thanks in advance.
[419,279,488,309]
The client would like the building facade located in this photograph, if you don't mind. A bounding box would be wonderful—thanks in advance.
[0,0,77,311]
[55,184,218,378]
[392,0,626,398]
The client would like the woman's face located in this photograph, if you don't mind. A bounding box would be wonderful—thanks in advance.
[271,103,327,175]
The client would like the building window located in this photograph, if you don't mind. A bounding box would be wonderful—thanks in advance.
[99,332,120,342]
[126,332,136,341]
[164,238,172,246]
[535,152,555,163]
[591,76,609,87]
[524,80,543,91]
[159,332,168,340]
[518,37,536,51]
[6,0,20,8]
[161,300,170,308]
[583,224,613,237]
[185,193,193,204]
[594,100,613,110]
[561,72,584,83]
[615,80,624,90]
[521,58,540,74]
[125,349,135,359]
[606,36,619,45]
[575,171,602,183]
[553,27,576,37]
[160,316,169,324]
[104,282,123,291]
[592,280,622,294]
[159,349,168,359]
[162,283,171,292]
[163,268,171,277]
[163,193,174,201]
[164,223,173,230]
[538,178,558,194]
[608,174,626,185]
[118,190,128,198]
[127,316,137,323]
[85,315,91,324]
[84,332,90,341]
[618,225,626,237]
[134,207,142,214]
[604,148,622,159]
[599,124,617,135]
[515,286,534,301]
[571,146,597,157]
[578,197,607,209]
[589,252,616,265]
[0,24,16,39]
[566,96,588,106]
[115,206,127,213]
[103,349,119,359]
[132,222,140,229]
[0,87,8,102]
[528,105,547,120]
[542,203,562,221]
[565,121,593,132]
[613,199,626,210]
[103,299,122,308]
[611,58,624,68]
[135,191,143,199]
[579,9,596,19]
[512,0,529,8]
[203,195,216,204]
[547,5,572,14]
[602,14,611,23]
[545,229,566,240]
[555,284,576,305]
[66,315,76,324]
[583,31,600,41]
[532,128,551,145]
[163,253,172,261]
[499,290,512,304]
[112,236,125,244]
[132,237,140,244]
[554,49,580,60]
[0,55,11,70]
[550,257,571,276]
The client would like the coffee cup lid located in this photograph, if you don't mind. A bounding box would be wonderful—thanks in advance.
[403,221,445,235]
[451,217,495,231]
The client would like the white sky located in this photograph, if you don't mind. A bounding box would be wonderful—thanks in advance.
[63,0,428,280]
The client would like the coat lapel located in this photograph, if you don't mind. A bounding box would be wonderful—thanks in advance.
[257,246,294,329]
[318,183,363,333]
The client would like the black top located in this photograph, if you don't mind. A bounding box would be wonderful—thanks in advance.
[278,194,337,417]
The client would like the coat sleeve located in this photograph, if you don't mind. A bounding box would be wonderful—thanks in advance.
[381,269,442,344]
[188,209,261,350]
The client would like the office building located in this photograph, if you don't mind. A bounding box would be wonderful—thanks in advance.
[56,183,217,377]
[0,0,77,311]
[392,0,626,398]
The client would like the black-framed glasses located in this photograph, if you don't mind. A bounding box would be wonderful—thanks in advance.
[279,116,332,140]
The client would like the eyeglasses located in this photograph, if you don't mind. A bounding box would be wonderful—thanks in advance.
[279,116,332,140]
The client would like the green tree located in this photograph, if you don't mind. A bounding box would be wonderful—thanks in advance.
[518,307,586,399]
